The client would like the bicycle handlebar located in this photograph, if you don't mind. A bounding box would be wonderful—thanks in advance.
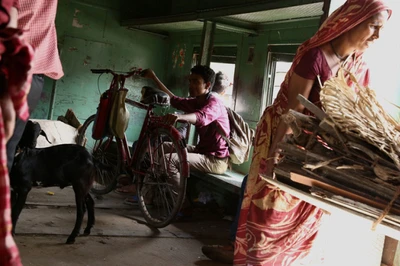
[90,68,142,78]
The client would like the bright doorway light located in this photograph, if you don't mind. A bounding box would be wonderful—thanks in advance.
[272,61,292,103]
[364,0,400,120]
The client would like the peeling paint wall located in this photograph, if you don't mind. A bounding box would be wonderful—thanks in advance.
[31,0,168,143]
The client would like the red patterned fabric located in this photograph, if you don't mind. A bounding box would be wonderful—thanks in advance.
[0,1,34,265]
[234,1,392,265]
[18,0,63,79]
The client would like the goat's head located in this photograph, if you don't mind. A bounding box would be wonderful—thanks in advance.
[18,121,41,149]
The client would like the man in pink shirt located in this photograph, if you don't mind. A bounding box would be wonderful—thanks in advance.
[117,66,230,196]
[146,65,229,180]
[6,0,64,171]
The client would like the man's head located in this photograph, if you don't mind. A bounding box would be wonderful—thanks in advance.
[188,65,215,97]
[211,71,230,95]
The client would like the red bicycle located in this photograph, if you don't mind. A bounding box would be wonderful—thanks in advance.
[77,69,190,227]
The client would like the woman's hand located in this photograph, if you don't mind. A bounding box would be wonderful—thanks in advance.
[264,159,276,179]
[264,149,281,179]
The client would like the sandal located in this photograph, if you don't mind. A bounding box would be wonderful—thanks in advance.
[201,244,234,264]
[123,195,139,206]
[114,184,137,195]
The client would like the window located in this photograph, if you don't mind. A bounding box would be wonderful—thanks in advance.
[271,61,292,103]
[210,62,235,108]
[263,45,296,114]
[192,46,237,108]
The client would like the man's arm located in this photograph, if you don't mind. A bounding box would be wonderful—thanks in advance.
[142,68,175,97]
[141,68,198,125]
[177,113,196,124]
[163,113,197,126]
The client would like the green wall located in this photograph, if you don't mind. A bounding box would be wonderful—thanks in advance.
[29,0,319,172]
[31,0,169,143]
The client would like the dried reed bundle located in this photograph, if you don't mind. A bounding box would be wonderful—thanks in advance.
[320,68,400,169]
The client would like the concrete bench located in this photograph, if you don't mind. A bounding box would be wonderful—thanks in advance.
[188,169,245,216]
[190,169,245,195]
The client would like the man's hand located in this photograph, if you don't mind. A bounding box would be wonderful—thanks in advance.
[141,69,156,80]
[0,93,15,142]
[162,113,179,126]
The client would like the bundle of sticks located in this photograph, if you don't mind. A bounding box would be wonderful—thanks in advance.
[274,68,400,229]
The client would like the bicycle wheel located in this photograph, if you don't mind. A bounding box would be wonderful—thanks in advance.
[135,126,188,228]
[77,114,120,195]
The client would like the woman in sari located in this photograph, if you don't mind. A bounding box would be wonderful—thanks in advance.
[234,0,392,265]
[0,1,34,265]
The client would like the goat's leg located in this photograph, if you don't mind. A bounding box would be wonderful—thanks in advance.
[66,189,85,244]
[11,188,30,235]
[83,193,95,236]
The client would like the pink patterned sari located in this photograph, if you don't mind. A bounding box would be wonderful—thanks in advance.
[234,1,392,265]
[0,2,34,265]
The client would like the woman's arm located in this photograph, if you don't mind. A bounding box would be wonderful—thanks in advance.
[265,72,315,177]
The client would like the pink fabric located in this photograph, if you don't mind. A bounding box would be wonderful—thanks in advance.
[234,1,392,265]
[0,0,18,28]
[18,0,63,79]
[0,2,34,265]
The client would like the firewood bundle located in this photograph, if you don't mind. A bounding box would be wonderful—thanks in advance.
[274,68,400,228]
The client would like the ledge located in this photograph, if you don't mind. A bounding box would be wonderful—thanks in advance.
[190,169,245,195]
[265,175,400,241]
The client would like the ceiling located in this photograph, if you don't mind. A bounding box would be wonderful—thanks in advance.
[127,2,324,36]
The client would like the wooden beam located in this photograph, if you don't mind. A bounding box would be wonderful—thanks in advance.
[199,21,216,66]
[382,236,399,266]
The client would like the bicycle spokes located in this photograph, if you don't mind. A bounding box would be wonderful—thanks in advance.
[135,127,187,228]
[78,115,120,195]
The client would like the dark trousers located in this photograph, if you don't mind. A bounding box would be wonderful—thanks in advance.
[230,174,247,242]
[7,74,45,171]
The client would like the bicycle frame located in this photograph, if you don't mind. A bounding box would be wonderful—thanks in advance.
[118,98,190,181]
[82,68,191,226]
[89,68,189,183]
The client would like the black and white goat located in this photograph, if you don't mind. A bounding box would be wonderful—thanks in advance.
[10,122,99,244]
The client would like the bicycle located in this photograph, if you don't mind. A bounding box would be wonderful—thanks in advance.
[77,68,190,227]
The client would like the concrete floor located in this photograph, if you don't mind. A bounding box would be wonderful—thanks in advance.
[13,186,389,266]
[14,187,232,266]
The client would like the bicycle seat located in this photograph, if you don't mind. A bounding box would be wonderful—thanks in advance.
[140,86,170,106]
